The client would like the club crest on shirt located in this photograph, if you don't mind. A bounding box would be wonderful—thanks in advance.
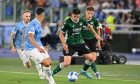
[90,22,94,25]
[31,27,34,31]
[80,22,82,26]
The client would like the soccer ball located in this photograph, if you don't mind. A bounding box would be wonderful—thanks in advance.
[68,71,78,82]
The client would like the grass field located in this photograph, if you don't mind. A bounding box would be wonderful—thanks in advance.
[0,57,140,84]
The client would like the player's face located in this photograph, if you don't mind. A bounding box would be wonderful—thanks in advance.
[42,13,45,20]
[72,14,80,22]
[85,10,94,20]
[23,12,31,23]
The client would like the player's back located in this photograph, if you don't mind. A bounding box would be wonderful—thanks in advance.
[12,21,27,49]
[24,18,42,51]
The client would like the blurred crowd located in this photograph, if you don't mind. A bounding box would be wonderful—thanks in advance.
[41,21,62,49]
[22,0,140,49]
[23,0,140,30]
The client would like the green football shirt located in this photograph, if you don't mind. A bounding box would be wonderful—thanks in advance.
[61,17,88,45]
[81,16,100,40]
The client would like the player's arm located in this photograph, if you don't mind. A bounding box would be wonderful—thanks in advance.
[9,32,16,53]
[9,25,18,53]
[97,27,101,50]
[21,29,26,51]
[59,31,68,51]
[28,33,45,53]
[87,24,103,41]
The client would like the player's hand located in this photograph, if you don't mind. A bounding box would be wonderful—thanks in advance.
[96,35,103,41]
[11,46,16,53]
[63,44,68,52]
[38,47,45,53]
[21,43,24,51]
[43,46,48,52]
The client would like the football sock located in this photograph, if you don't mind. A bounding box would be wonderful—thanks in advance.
[53,63,64,74]
[83,60,92,71]
[91,61,97,73]
[35,63,42,76]
[43,66,51,77]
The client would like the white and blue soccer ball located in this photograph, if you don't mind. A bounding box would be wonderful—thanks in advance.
[68,71,78,82]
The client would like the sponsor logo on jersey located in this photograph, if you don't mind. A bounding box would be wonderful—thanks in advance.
[72,28,82,35]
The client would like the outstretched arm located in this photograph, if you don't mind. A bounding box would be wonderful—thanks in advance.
[59,31,68,52]
[28,33,45,53]
[87,24,103,41]
[9,32,16,53]
[97,27,101,49]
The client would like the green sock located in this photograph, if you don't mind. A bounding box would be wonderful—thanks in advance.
[53,63,63,74]
[91,61,97,73]
[83,60,92,71]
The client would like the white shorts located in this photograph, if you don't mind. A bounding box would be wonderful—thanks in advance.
[17,49,30,66]
[24,46,49,64]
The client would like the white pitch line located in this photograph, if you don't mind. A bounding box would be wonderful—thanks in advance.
[0,71,140,83]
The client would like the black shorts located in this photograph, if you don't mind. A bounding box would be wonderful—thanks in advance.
[63,44,91,56]
[84,38,97,52]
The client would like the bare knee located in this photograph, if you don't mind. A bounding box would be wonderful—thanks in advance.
[63,62,71,67]
[88,57,94,62]
[41,59,51,67]
[25,61,31,68]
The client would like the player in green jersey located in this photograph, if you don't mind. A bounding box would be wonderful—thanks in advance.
[80,6,101,79]
[52,8,102,79]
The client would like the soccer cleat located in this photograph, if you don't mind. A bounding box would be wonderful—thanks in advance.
[49,75,56,84]
[80,70,93,79]
[42,72,56,84]
[39,75,45,79]
[95,72,100,79]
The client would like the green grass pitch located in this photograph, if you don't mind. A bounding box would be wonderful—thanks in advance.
[0,57,140,84]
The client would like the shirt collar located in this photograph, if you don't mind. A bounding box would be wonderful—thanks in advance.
[35,18,41,24]
[71,17,79,23]
[23,21,28,26]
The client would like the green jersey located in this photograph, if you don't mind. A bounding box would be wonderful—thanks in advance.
[81,16,100,40]
[61,17,88,45]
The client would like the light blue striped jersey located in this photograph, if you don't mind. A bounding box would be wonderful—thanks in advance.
[24,18,42,51]
[12,21,27,49]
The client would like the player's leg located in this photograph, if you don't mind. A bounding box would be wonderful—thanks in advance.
[52,45,75,77]
[41,47,56,84]
[52,56,72,76]
[85,39,100,79]
[35,63,43,79]
[17,49,31,68]
[91,52,100,79]
[24,49,44,79]
[76,44,92,78]
[89,39,100,79]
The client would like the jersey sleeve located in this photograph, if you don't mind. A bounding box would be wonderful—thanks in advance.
[12,24,18,34]
[82,18,88,27]
[61,22,68,33]
[28,24,36,34]
[94,18,100,28]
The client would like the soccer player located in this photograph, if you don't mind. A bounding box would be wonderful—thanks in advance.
[80,6,101,79]
[9,10,31,68]
[23,7,55,84]
[52,8,102,78]
[9,10,44,79]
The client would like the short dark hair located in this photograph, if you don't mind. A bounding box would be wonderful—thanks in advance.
[36,7,45,15]
[86,6,94,11]
[72,8,80,15]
